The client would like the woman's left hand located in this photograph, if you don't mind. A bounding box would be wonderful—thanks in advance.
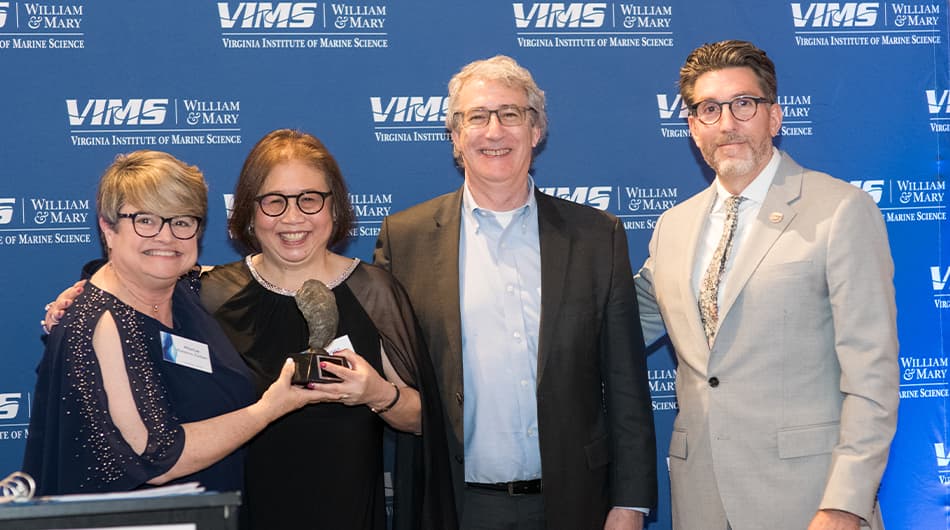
[307,349,391,407]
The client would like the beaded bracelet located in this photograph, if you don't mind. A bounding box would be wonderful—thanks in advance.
[370,382,400,414]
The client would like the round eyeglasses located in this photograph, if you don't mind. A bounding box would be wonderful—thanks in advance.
[254,190,333,217]
[689,96,772,125]
[454,105,536,129]
[116,212,202,240]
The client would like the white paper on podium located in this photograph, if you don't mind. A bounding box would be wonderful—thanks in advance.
[40,482,205,503]
[55,523,198,530]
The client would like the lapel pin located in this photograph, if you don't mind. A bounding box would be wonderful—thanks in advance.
[769,212,784,223]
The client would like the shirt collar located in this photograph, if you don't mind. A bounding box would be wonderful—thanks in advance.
[713,147,780,209]
[462,176,537,218]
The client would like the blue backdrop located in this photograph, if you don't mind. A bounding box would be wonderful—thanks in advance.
[0,1,947,527]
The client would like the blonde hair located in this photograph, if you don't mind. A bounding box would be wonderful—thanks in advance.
[97,150,207,227]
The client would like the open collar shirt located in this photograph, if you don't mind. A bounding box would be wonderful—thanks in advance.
[459,178,542,483]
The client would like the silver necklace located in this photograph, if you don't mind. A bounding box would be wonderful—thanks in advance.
[244,254,360,295]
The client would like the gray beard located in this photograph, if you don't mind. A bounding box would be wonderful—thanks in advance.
[707,138,773,184]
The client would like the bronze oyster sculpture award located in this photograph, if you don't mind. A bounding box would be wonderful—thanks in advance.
[292,279,347,384]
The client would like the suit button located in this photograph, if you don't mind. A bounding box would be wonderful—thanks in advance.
[708,377,720,387]
[455,392,463,405]
[455,455,464,464]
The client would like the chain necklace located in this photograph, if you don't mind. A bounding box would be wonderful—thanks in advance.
[108,263,170,314]
[245,254,360,295]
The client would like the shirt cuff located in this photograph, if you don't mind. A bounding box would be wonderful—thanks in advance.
[614,506,650,516]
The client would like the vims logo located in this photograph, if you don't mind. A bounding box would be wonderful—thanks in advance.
[223,194,235,219]
[223,194,236,237]
[933,266,950,309]
[66,99,168,126]
[514,2,674,48]
[371,97,450,142]
[370,96,447,123]
[791,2,879,27]
[218,2,317,29]
[0,393,20,420]
[926,89,950,113]
[936,443,950,467]
[538,186,612,210]
[657,94,690,139]
[0,198,14,224]
[513,3,607,28]
[849,180,884,204]
[932,266,950,291]
[936,443,950,485]
[657,94,688,120]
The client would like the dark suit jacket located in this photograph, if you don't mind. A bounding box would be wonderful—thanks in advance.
[374,186,657,528]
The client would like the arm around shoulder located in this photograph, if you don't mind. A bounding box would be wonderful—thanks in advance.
[634,212,668,347]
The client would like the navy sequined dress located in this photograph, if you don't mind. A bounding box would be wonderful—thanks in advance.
[23,275,255,495]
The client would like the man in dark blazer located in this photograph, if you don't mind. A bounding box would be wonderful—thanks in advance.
[374,55,657,529]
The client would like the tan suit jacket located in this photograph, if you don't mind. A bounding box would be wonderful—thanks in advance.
[636,152,898,529]
[375,187,657,529]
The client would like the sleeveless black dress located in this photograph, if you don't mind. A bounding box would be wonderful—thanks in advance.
[203,258,385,530]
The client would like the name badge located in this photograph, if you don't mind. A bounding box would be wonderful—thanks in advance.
[324,334,354,354]
[161,331,213,374]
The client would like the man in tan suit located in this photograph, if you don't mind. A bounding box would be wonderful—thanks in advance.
[635,40,898,530]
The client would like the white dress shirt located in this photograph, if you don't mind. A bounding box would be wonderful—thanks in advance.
[693,148,782,306]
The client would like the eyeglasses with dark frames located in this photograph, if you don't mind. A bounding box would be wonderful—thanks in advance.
[454,105,536,129]
[688,95,773,125]
[116,212,202,240]
[254,190,333,217]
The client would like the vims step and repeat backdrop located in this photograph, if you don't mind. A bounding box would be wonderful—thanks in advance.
[0,1,947,527]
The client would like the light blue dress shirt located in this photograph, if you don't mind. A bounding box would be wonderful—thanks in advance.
[459,180,542,483]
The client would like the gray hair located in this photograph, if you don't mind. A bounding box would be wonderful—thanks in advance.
[446,55,547,161]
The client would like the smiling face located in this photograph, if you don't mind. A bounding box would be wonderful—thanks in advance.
[101,206,198,289]
[688,66,782,194]
[450,78,542,195]
[253,159,334,270]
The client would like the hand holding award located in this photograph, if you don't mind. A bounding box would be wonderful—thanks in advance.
[292,279,348,384]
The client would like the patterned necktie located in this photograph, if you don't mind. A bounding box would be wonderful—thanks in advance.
[699,195,744,346]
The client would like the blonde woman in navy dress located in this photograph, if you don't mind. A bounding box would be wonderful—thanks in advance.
[25,151,324,495]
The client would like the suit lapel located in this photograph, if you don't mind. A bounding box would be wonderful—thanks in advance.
[683,186,719,354]
[717,154,802,329]
[535,190,569,385]
[429,189,465,437]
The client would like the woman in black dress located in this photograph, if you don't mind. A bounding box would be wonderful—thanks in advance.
[200,129,455,530]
